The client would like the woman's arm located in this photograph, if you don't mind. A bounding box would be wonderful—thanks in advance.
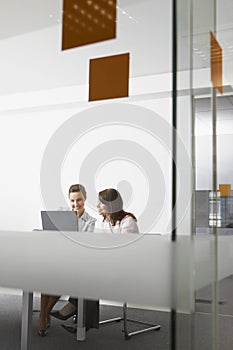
[85,220,96,232]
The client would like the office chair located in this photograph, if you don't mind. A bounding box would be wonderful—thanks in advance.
[99,302,161,339]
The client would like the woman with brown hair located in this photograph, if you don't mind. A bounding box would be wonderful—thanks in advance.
[51,188,139,335]
[97,188,139,233]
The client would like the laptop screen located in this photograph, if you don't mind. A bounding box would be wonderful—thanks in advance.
[41,211,79,231]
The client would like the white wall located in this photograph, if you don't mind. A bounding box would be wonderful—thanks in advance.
[0,97,174,234]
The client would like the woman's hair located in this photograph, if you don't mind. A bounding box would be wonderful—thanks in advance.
[68,184,87,200]
[98,188,136,226]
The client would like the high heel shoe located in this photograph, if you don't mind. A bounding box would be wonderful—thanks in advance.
[50,310,76,321]
[38,329,48,337]
[38,317,49,336]
[61,324,76,334]
[61,323,90,334]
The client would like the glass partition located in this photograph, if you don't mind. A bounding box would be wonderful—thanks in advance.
[176,0,217,349]
[1,1,233,350]
[216,3,233,348]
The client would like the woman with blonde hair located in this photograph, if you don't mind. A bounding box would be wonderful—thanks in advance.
[38,184,97,336]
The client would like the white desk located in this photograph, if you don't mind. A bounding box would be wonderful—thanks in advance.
[4,232,233,349]
[0,230,201,349]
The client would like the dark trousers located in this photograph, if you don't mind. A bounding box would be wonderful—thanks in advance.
[69,297,99,330]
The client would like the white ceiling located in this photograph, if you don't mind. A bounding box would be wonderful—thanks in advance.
[196,96,233,114]
[195,96,233,135]
[0,0,172,95]
[0,0,62,39]
[0,0,232,77]
[0,0,232,97]
[0,0,143,40]
[1,0,232,38]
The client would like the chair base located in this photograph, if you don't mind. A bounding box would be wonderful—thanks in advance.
[122,318,161,339]
[100,303,161,339]
[99,317,122,325]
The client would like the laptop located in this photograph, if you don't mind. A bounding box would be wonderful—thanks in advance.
[41,211,79,231]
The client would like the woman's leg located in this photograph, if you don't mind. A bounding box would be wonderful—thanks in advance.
[61,299,100,333]
[58,298,99,328]
[38,294,60,335]
[52,300,76,317]
[50,297,77,320]
[46,295,61,323]
[38,294,50,335]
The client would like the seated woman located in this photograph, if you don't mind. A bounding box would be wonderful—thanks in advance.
[38,184,96,336]
[52,188,139,334]
[97,188,139,233]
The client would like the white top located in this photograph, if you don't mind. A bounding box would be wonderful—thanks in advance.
[78,210,96,232]
[101,215,139,234]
